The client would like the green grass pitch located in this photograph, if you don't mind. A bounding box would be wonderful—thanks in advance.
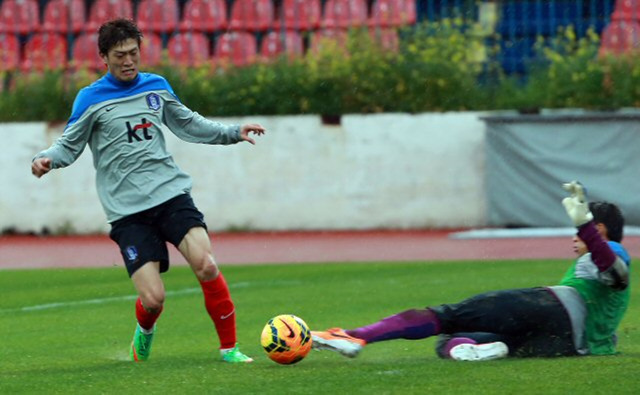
[1,259,638,394]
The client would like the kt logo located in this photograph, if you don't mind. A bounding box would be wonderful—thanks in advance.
[126,118,153,142]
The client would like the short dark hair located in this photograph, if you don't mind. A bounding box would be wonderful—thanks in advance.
[589,201,624,242]
[98,18,143,56]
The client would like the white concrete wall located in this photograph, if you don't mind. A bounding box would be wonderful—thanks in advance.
[2,113,487,234]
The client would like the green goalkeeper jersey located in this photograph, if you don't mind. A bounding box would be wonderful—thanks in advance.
[559,241,630,355]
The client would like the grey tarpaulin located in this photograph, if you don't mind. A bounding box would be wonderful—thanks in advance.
[483,111,640,227]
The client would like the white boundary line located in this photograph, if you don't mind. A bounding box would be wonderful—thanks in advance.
[0,288,199,314]
[0,280,304,314]
[0,280,280,314]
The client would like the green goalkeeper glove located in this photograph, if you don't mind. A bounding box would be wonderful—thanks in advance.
[562,181,594,227]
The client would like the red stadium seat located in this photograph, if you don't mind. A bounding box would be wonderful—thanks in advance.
[369,27,399,52]
[167,32,211,67]
[86,0,134,33]
[72,31,162,70]
[229,0,274,32]
[599,20,640,56]
[136,0,179,33]
[42,0,86,33]
[322,0,368,29]
[215,31,258,66]
[611,0,640,21]
[22,33,68,71]
[309,29,348,54]
[260,30,304,60]
[71,33,103,70]
[0,0,40,34]
[179,0,228,32]
[273,0,321,31]
[0,33,20,71]
[368,0,417,27]
[141,32,163,66]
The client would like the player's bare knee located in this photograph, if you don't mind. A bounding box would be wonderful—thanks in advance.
[194,255,219,282]
[197,264,218,282]
[140,290,165,311]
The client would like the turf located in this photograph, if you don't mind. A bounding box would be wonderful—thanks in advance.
[1,260,638,394]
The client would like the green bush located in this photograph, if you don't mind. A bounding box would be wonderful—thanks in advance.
[2,21,639,122]
[492,26,640,111]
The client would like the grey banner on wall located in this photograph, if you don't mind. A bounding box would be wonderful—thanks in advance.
[484,112,640,228]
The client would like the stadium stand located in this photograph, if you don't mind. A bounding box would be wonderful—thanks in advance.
[72,30,162,69]
[86,0,134,32]
[0,33,20,71]
[0,0,40,34]
[229,0,274,31]
[136,0,180,33]
[273,0,322,31]
[0,0,622,75]
[611,0,640,21]
[215,30,258,66]
[322,0,368,29]
[494,0,616,73]
[179,0,228,32]
[71,32,103,70]
[141,32,164,65]
[500,36,536,74]
[167,31,211,67]
[497,1,582,37]
[310,28,349,54]
[369,27,400,52]
[260,30,304,60]
[368,0,417,27]
[599,20,640,55]
[22,32,68,71]
[42,0,87,33]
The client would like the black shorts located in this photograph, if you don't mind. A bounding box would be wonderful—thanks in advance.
[109,193,207,277]
[430,287,577,357]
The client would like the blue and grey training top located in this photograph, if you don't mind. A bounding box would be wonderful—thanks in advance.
[34,72,242,222]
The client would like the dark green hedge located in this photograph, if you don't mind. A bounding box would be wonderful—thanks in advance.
[1,22,639,122]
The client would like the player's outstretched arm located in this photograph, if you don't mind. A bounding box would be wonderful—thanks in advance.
[239,123,266,145]
[561,181,593,226]
[31,157,52,178]
[561,181,628,289]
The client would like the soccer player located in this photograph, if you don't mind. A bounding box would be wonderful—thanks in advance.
[31,19,265,363]
[312,181,630,361]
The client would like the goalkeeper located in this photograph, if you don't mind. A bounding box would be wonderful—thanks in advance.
[312,181,631,361]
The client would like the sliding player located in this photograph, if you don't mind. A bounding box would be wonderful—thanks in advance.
[312,182,630,360]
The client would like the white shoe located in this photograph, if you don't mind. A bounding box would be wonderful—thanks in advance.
[449,341,508,361]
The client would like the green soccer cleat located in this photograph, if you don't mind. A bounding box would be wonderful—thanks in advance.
[220,345,253,363]
[130,324,155,362]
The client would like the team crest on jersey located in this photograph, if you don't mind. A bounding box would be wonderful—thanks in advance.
[146,93,161,111]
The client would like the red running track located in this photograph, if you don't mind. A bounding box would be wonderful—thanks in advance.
[3,230,638,270]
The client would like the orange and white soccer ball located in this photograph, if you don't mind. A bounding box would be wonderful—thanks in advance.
[260,314,312,364]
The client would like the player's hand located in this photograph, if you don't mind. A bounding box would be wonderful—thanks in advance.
[31,157,52,178]
[562,181,593,227]
[240,123,266,145]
